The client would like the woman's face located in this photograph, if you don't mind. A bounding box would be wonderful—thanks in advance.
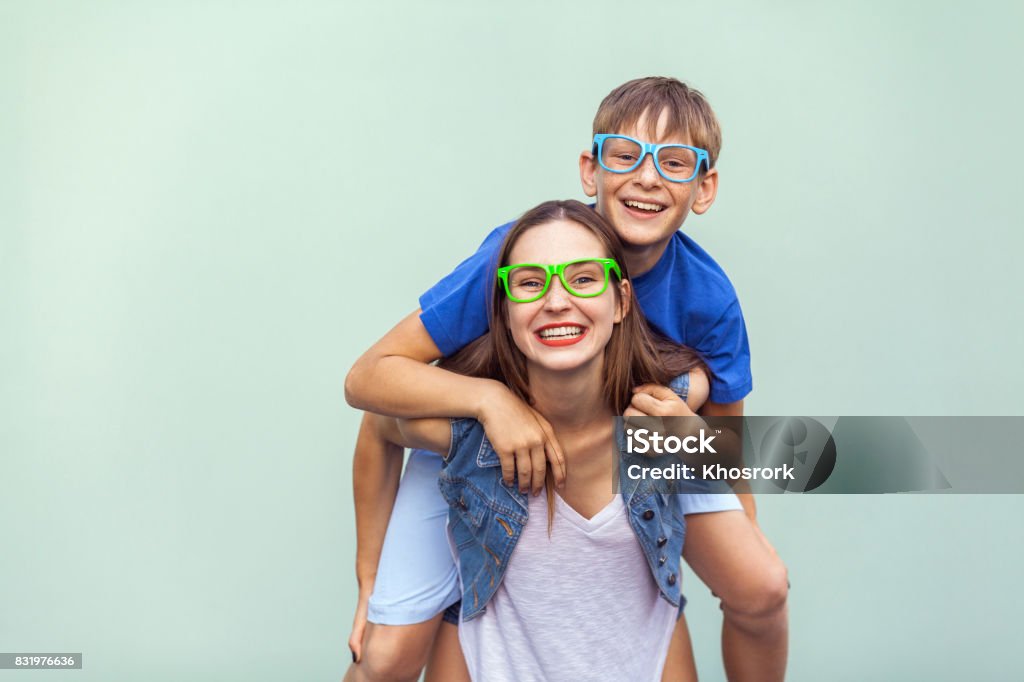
[504,219,628,375]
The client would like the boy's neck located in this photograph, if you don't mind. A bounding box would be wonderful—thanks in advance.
[622,235,674,277]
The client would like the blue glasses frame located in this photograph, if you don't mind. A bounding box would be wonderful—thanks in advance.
[593,134,709,183]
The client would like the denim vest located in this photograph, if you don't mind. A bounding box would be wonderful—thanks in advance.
[439,374,692,621]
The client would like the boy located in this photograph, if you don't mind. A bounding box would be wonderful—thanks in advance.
[345,77,788,682]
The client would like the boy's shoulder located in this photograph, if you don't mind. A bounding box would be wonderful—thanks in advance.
[639,231,740,306]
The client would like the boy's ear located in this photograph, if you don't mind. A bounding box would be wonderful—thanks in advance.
[579,150,599,198]
[690,167,719,215]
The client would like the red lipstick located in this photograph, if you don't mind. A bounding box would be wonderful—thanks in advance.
[534,323,589,347]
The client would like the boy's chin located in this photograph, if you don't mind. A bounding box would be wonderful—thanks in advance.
[614,221,679,250]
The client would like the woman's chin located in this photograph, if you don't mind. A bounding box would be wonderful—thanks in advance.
[526,348,601,375]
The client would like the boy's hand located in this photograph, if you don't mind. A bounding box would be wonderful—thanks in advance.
[477,383,566,495]
[625,384,698,418]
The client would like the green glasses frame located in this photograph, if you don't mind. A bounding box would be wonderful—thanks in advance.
[496,258,622,303]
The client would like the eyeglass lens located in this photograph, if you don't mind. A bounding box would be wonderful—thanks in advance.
[506,261,608,301]
[600,137,699,181]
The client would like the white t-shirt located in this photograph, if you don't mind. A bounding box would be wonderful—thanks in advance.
[456,490,677,682]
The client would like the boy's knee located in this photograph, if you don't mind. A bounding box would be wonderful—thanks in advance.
[358,625,433,682]
[723,557,789,620]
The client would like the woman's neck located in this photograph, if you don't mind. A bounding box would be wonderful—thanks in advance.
[527,360,613,432]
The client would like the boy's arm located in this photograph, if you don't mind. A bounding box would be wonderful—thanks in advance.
[344,310,565,493]
[700,399,756,521]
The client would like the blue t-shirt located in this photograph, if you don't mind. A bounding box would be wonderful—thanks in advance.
[419,220,752,404]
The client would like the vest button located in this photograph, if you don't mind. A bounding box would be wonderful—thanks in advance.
[656,536,667,547]
[458,497,468,510]
[642,509,655,521]
[659,555,667,566]
[667,573,677,586]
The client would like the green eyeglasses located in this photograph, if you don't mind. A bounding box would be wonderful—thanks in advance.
[496,258,622,303]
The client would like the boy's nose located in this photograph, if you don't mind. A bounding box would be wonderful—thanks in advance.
[635,153,662,186]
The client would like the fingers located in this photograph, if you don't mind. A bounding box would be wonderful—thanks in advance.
[633,383,679,401]
[630,385,694,417]
[348,608,367,662]
[499,450,516,487]
[515,449,533,493]
[348,635,360,663]
[630,390,669,415]
[529,445,546,496]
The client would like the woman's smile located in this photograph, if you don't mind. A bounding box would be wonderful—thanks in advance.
[534,323,590,347]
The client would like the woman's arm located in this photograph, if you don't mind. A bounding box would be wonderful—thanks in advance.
[362,410,453,459]
[346,413,452,663]
[349,412,404,661]
[351,412,450,603]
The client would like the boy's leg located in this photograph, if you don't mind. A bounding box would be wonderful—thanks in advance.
[346,616,444,682]
[424,621,470,682]
[683,510,789,682]
[661,612,699,682]
[346,450,462,682]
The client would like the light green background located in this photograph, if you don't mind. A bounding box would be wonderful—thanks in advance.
[3,1,1023,680]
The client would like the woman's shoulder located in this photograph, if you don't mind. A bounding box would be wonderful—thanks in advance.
[667,368,710,411]
[686,367,710,411]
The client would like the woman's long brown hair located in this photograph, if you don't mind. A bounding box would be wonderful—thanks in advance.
[439,200,707,524]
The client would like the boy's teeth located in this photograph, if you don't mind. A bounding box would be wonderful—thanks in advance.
[538,326,584,339]
[625,200,664,212]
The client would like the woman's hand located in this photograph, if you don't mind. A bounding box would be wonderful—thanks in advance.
[348,586,372,663]
[476,382,566,495]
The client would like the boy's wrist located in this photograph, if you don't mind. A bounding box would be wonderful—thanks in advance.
[472,379,507,422]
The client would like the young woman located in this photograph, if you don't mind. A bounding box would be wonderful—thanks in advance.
[350,200,737,681]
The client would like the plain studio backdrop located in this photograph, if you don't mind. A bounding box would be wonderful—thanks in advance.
[2,1,1022,680]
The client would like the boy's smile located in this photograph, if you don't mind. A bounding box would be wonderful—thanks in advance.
[579,108,719,276]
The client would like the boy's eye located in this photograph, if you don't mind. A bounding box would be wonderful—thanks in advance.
[658,148,697,174]
[602,138,643,168]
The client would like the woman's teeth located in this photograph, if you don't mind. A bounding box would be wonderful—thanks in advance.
[538,326,584,339]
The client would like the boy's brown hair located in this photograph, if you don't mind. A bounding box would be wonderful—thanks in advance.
[593,76,723,170]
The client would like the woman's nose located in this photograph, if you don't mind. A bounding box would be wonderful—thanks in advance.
[543,277,573,310]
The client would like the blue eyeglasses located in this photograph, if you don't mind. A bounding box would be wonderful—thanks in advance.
[593,134,709,183]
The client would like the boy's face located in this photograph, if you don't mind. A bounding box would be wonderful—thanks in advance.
[579,108,719,261]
